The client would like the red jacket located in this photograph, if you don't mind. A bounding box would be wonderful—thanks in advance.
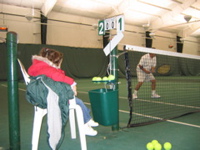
[28,55,75,85]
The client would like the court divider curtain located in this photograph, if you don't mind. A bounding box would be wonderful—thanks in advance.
[0,44,109,80]
[117,51,200,77]
[0,43,199,81]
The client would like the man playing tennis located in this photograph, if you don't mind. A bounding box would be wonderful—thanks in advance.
[132,51,160,99]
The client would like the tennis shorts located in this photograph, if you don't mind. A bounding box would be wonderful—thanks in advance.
[136,67,155,82]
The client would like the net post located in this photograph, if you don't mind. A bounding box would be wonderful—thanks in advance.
[123,45,133,127]
[6,31,20,150]
[110,46,119,131]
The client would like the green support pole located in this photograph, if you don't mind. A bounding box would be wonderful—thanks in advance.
[110,46,119,131]
[6,31,20,150]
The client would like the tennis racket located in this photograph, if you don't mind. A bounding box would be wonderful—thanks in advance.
[157,64,171,75]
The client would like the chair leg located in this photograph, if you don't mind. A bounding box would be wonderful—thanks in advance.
[75,105,87,150]
[32,107,47,150]
[69,109,76,139]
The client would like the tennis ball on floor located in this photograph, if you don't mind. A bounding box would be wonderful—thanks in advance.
[154,143,162,150]
[108,75,115,80]
[151,140,159,146]
[146,142,154,150]
[164,142,172,150]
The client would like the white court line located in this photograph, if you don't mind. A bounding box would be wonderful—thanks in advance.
[1,84,200,128]
[84,101,200,128]
[1,84,7,87]
[119,110,200,128]
[116,90,200,109]
[80,91,200,128]
[1,84,26,92]
[135,98,200,109]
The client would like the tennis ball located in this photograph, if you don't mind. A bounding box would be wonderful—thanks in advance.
[108,75,115,80]
[96,77,102,81]
[154,143,162,150]
[164,142,172,150]
[102,76,108,81]
[92,77,97,81]
[146,142,154,150]
[151,140,159,146]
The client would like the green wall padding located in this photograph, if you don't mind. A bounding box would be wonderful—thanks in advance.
[0,43,199,81]
[0,43,7,80]
[0,43,109,80]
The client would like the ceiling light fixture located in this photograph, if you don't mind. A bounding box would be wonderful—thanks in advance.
[142,24,150,31]
[180,38,184,42]
[149,32,155,38]
[25,2,35,21]
[184,15,192,22]
[25,14,33,21]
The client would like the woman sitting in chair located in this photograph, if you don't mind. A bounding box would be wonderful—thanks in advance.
[28,47,99,136]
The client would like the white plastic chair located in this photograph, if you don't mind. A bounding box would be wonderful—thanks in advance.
[17,59,87,150]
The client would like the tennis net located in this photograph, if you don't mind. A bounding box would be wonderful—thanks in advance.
[123,45,200,127]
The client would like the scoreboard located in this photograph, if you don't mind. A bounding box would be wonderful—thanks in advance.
[98,15,124,35]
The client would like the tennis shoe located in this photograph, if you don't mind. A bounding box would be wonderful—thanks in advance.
[84,124,98,136]
[87,119,99,127]
[132,94,138,99]
[151,93,161,98]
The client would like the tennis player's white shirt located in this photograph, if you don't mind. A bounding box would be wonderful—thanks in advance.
[136,53,156,82]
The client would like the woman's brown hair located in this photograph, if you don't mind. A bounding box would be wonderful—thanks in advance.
[39,48,63,66]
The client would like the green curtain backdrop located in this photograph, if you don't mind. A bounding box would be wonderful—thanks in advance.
[0,43,199,81]
[118,51,200,77]
[0,43,109,80]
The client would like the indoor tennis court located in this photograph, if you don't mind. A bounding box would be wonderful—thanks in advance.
[1,1,200,150]
[0,78,200,150]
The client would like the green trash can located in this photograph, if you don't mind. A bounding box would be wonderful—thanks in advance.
[88,88,118,126]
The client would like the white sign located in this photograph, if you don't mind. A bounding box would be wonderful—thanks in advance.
[103,32,124,56]
[98,20,104,35]
[104,16,116,31]
[117,15,124,33]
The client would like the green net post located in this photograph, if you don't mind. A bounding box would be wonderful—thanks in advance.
[110,46,119,131]
[6,31,20,150]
